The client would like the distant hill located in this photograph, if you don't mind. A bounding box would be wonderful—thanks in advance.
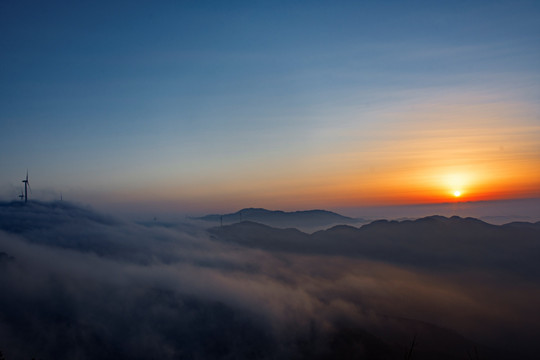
[209,216,540,278]
[1,202,538,359]
[193,208,360,228]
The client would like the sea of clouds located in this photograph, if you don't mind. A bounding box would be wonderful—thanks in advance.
[1,201,539,359]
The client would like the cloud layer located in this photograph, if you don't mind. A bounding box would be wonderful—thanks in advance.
[1,201,539,359]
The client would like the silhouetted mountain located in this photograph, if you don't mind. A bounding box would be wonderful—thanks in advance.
[210,215,540,277]
[1,202,538,359]
[0,201,150,262]
[194,207,360,228]
[210,221,310,250]
[0,200,117,234]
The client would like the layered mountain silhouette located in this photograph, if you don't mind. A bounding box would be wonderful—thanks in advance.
[210,216,540,277]
[2,201,539,359]
[194,207,361,228]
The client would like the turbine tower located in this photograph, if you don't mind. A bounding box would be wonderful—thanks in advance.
[22,170,31,203]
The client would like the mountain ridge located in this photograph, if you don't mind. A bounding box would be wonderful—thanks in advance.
[209,215,540,277]
[193,207,360,228]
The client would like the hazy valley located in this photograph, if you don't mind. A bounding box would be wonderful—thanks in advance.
[1,201,539,359]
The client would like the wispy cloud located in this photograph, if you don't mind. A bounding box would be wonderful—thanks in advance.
[0,202,539,358]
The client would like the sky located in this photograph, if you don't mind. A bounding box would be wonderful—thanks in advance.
[1,0,540,215]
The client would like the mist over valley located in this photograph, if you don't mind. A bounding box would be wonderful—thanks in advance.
[1,201,539,359]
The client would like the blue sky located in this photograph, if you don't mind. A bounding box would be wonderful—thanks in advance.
[1,0,539,215]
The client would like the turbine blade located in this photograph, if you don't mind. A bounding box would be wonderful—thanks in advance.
[27,182,32,193]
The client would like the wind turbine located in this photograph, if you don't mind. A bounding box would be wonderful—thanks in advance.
[18,187,24,201]
[22,170,31,203]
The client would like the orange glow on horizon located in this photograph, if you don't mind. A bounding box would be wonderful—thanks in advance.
[111,98,540,210]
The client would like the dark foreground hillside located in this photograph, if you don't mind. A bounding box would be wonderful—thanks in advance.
[1,201,538,359]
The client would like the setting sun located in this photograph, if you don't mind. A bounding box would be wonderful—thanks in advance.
[453,190,461,197]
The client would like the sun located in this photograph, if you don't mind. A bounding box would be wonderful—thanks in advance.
[440,173,472,200]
